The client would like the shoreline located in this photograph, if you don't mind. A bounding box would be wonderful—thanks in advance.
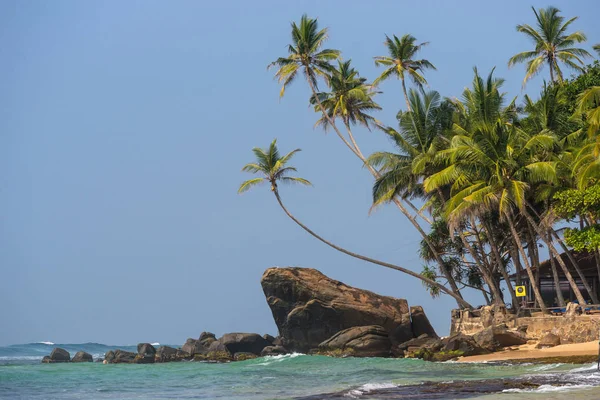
[458,340,599,363]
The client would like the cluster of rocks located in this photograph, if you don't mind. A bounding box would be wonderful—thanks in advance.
[42,267,542,364]
[42,348,93,363]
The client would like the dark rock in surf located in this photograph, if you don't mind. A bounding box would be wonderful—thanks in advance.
[41,347,70,363]
[71,351,93,363]
[219,333,269,356]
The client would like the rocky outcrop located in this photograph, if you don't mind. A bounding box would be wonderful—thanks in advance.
[155,346,187,362]
[182,332,217,357]
[261,267,413,352]
[233,352,258,361]
[134,343,156,364]
[318,325,392,357]
[410,306,438,338]
[397,334,443,357]
[260,345,288,357]
[440,334,487,356]
[71,351,93,362]
[474,324,527,352]
[105,349,136,364]
[263,334,276,345]
[536,333,561,349]
[41,348,71,363]
[220,333,269,356]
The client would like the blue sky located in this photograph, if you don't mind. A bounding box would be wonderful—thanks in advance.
[1,0,599,346]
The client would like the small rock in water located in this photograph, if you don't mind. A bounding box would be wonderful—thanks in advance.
[41,347,70,363]
[72,351,93,363]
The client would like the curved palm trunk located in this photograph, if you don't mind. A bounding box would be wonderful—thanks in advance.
[521,210,587,306]
[272,189,473,309]
[507,218,548,313]
[306,70,466,307]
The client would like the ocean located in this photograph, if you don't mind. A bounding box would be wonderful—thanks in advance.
[1,342,600,399]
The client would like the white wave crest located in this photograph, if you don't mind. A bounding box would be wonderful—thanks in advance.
[569,363,598,373]
[151,342,160,346]
[37,342,54,345]
[503,383,594,393]
[0,356,44,361]
[531,363,564,371]
[255,352,304,366]
[345,382,397,398]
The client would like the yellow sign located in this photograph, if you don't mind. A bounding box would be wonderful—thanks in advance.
[515,286,527,297]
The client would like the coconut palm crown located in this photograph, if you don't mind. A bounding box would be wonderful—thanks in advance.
[508,6,591,86]
[268,14,341,97]
[373,34,436,110]
[238,139,311,194]
[310,60,382,130]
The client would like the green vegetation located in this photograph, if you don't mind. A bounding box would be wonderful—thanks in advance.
[240,6,600,312]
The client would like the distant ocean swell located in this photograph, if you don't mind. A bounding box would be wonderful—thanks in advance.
[1,343,600,399]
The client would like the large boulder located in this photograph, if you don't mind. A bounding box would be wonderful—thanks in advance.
[41,348,71,363]
[199,332,217,347]
[260,345,289,357]
[182,333,217,356]
[219,333,269,356]
[318,325,392,357]
[397,335,443,357]
[155,346,184,362]
[134,343,156,364]
[474,324,527,352]
[109,349,137,364]
[536,333,561,349]
[261,267,412,352]
[72,351,93,363]
[441,334,487,356]
[410,306,438,338]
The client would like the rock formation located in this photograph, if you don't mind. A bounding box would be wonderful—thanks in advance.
[318,325,392,357]
[261,267,416,352]
[71,351,93,363]
[41,348,70,363]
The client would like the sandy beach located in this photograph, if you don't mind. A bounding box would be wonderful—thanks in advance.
[459,340,600,363]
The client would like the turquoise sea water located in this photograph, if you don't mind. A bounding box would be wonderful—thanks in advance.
[1,343,600,399]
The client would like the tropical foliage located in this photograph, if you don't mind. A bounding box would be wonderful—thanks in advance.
[242,7,600,312]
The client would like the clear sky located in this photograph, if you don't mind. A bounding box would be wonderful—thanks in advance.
[1,0,599,346]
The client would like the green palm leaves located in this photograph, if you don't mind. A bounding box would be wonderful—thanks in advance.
[508,6,591,86]
[310,60,381,130]
[268,14,340,97]
[238,139,311,194]
[373,34,436,110]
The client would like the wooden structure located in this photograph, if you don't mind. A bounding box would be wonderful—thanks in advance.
[509,252,600,308]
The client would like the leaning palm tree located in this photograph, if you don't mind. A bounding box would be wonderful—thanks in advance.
[238,139,473,308]
[508,6,591,86]
[594,44,600,57]
[270,16,467,306]
[373,34,436,111]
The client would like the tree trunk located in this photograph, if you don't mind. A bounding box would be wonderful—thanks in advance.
[507,218,548,313]
[549,247,566,307]
[305,71,466,307]
[458,228,504,305]
[401,78,411,112]
[509,244,523,286]
[482,221,519,311]
[272,189,473,308]
[550,230,599,304]
[521,209,587,306]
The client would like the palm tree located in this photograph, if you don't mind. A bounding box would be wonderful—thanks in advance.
[270,16,467,306]
[373,34,436,111]
[239,139,473,309]
[310,60,382,132]
[508,6,591,86]
[594,44,600,57]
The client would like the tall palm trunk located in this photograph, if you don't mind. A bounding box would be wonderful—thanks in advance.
[482,221,519,310]
[401,77,411,111]
[507,218,548,313]
[305,68,466,307]
[272,189,473,308]
[550,230,599,304]
[457,228,504,305]
[549,247,566,307]
[521,210,587,306]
